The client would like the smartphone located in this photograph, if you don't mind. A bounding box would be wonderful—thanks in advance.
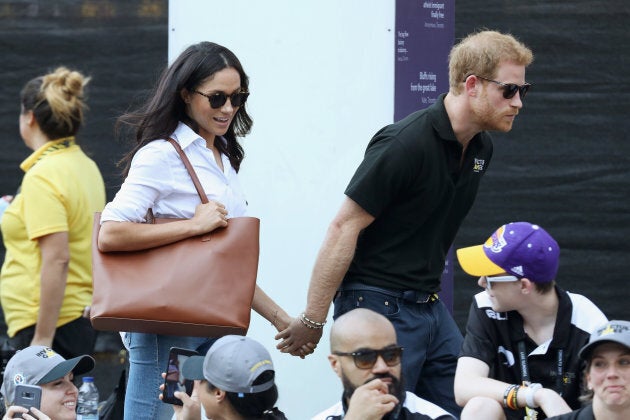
[14,384,42,418]
[162,347,198,405]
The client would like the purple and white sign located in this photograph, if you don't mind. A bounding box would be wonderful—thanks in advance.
[394,0,455,312]
[394,0,454,122]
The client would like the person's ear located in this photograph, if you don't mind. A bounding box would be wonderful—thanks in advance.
[328,354,342,378]
[181,88,192,104]
[585,372,593,391]
[464,75,480,97]
[215,388,227,403]
[520,278,533,294]
[22,109,35,126]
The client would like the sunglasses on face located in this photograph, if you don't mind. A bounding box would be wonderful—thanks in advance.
[484,274,520,290]
[333,346,403,369]
[193,90,249,109]
[473,75,531,99]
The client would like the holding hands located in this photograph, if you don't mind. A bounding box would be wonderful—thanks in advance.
[275,313,323,358]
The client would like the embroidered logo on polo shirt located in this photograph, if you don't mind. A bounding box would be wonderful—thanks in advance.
[473,158,485,173]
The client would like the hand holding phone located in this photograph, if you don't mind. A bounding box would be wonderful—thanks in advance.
[162,347,198,405]
[14,384,42,419]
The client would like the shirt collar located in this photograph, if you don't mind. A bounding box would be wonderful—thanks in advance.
[508,285,569,350]
[20,136,76,172]
[430,93,459,144]
[171,122,226,149]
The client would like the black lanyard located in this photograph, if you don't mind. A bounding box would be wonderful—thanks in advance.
[517,340,564,395]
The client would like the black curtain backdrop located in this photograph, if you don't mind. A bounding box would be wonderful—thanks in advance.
[0,0,168,396]
[452,1,630,325]
[0,1,628,341]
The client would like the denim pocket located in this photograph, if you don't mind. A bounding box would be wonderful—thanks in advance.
[333,289,401,318]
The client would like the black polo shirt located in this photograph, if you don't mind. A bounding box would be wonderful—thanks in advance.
[460,286,607,419]
[343,94,493,292]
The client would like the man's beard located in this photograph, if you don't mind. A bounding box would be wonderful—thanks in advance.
[341,371,406,409]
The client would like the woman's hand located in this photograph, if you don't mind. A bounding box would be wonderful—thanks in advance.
[3,406,50,420]
[159,373,201,420]
[172,382,202,420]
[189,201,228,234]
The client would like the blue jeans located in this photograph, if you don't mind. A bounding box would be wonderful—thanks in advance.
[123,333,215,420]
[333,285,463,418]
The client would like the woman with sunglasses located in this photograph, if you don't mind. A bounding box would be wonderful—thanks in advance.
[314,308,455,419]
[97,41,308,420]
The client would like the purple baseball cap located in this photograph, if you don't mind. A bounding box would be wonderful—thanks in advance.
[456,222,560,283]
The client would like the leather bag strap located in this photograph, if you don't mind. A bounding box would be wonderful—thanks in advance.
[166,137,209,204]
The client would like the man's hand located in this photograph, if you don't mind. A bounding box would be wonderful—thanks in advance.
[344,379,399,420]
[535,388,571,417]
[275,317,323,357]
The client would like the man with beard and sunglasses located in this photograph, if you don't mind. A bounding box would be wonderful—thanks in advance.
[277,30,534,417]
[312,308,454,420]
[454,222,607,420]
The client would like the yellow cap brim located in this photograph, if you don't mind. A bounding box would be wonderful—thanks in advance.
[456,244,506,277]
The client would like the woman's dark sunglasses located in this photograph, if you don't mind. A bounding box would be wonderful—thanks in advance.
[474,75,531,99]
[333,346,403,369]
[193,90,249,109]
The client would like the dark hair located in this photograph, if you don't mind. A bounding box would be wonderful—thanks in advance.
[578,359,594,403]
[21,66,90,140]
[117,41,253,177]
[209,371,287,420]
[533,280,555,294]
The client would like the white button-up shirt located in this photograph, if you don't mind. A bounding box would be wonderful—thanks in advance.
[101,122,249,223]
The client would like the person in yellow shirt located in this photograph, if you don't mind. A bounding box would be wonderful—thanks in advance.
[0,67,105,359]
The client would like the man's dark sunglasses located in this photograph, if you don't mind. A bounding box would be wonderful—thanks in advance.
[193,90,249,109]
[333,346,403,369]
[474,75,531,99]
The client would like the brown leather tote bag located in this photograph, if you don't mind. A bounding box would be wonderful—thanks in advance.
[90,139,259,337]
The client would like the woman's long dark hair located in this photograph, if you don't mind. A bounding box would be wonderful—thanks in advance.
[117,41,253,177]
[209,371,287,420]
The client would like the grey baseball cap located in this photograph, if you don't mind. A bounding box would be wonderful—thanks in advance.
[579,320,630,360]
[1,346,94,404]
[182,335,274,394]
